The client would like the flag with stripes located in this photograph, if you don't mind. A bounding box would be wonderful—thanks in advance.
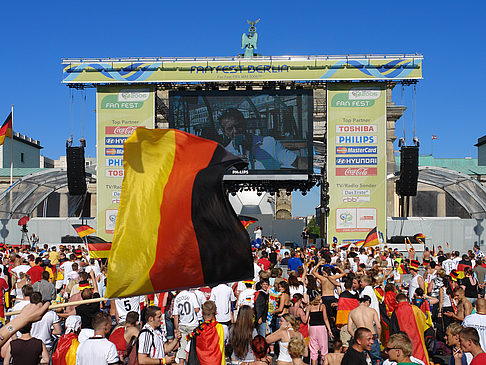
[238,215,258,229]
[360,227,380,248]
[72,224,96,238]
[106,128,253,298]
[0,113,13,146]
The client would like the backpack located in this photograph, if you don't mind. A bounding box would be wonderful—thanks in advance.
[125,329,155,365]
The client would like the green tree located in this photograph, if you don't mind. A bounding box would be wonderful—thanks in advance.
[306,217,320,237]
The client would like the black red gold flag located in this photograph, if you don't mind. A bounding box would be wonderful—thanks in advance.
[106,128,253,298]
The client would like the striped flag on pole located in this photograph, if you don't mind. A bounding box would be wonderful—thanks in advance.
[106,128,253,298]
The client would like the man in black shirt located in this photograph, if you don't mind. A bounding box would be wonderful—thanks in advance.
[76,288,101,329]
[342,327,373,365]
[280,252,290,266]
[254,278,269,336]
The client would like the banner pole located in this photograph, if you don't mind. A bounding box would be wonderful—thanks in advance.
[6,297,107,317]
[9,105,13,185]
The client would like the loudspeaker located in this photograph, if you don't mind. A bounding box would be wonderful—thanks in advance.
[397,146,419,196]
[66,147,86,195]
[389,235,423,244]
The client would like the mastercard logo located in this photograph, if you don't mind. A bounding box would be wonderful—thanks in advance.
[106,148,117,155]
[336,147,347,154]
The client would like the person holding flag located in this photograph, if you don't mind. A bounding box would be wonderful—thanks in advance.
[408,260,425,300]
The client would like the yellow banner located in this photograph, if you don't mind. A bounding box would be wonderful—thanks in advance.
[326,83,387,244]
[62,56,422,83]
[96,85,155,242]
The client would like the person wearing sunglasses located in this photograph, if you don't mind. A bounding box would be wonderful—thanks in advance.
[384,333,417,365]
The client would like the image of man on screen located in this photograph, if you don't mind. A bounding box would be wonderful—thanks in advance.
[219,108,306,170]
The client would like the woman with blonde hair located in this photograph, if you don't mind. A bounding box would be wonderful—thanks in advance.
[288,336,308,365]
[304,294,333,365]
[266,314,304,365]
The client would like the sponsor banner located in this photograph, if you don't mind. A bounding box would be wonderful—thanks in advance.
[336,157,377,165]
[105,147,124,156]
[105,126,141,135]
[105,158,123,167]
[336,125,377,133]
[336,135,376,144]
[343,189,370,196]
[62,56,423,84]
[105,169,124,178]
[335,167,377,176]
[335,208,377,232]
[342,196,371,203]
[336,146,377,154]
[97,85,154,241]
[327,83,386,241]
[105,137,128,145]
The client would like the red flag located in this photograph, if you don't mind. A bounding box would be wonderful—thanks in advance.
[432,135,438,140]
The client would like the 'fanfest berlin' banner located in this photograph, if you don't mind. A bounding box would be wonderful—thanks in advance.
[326,83,386,244]
[96,85,155,242]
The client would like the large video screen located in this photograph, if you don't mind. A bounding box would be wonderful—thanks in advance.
[169,90,313,177]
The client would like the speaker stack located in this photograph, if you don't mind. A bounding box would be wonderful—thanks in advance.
[397,146,419,196]
[66,146,86,195]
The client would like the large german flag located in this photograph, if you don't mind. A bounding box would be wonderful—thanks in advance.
[187,320,225,365]
[335,291,359,327]
[0,113,13,146]
[72,224,96,238]
[390,302,429,365]
[106,128,253,298]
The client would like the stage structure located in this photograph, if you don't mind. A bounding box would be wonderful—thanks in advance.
[62,53,423,243]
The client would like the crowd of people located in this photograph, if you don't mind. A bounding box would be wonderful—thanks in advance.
[0,239,485,365]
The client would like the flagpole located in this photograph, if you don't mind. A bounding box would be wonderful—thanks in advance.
[9,105,13,185]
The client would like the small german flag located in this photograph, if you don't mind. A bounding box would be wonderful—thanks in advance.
[87,242,112,259]
[238,215,258,229]
[72,224,95,238]
[0,113,13,146]
[360,227,380,248]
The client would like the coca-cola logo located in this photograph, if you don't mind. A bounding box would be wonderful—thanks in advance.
[105,126,140,135]
[335,167,377,176]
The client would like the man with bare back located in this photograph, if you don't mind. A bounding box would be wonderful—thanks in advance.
[347,295,382,365]
[312,260,346,317]
[323,339,344,365]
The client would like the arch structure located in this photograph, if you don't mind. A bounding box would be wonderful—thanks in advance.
[388,166,486,219]
[0,168,95,219]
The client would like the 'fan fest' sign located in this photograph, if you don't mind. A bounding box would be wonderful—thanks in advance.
[96,86,155,241]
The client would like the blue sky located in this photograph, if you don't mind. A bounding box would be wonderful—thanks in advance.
[0,1,484,217]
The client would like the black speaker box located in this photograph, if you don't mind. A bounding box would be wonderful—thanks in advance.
[66,147,86,195]
[398,146,419,196]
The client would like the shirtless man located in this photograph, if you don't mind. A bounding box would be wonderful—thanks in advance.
[324,339,344,365]
[347,295,382,365]
[312,260,346,317]
[444,287,473,322]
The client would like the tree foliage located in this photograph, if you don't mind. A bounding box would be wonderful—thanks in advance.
[306,217,320,237]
